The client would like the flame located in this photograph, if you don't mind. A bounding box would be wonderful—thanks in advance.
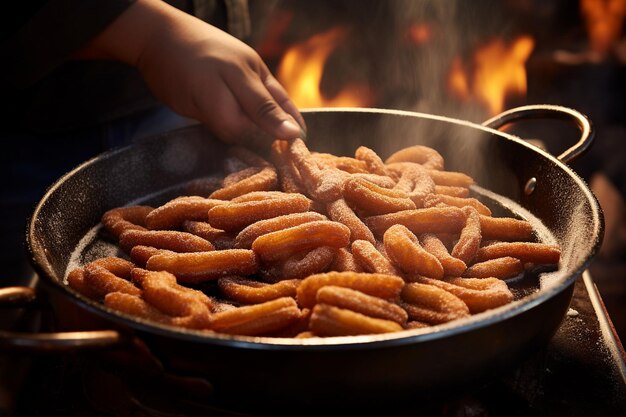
[448,36,535,116]
[580,0,626,57]
[276,27,374,108]
[448,57,470,101]
[407,23,433,45]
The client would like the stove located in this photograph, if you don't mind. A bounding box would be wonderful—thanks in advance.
[1,271,625,417]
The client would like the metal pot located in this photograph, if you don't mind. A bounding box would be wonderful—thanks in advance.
[0,105,603,411]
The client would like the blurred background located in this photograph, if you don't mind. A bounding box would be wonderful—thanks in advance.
[247,0,626,339]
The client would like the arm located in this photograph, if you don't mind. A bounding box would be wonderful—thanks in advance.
[76,0,305,145]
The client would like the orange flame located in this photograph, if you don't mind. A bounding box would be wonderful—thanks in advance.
[448,35,535,116]
[580,0,626,57]
[407,23,433,45]
[276,27,374,108]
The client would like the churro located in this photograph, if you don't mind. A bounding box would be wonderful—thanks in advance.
[101,205,153,238]
[70,138,562,338]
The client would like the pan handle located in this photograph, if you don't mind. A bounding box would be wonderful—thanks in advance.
[0,286,124,352]
[0,286,36,307]
[481,104,594,164]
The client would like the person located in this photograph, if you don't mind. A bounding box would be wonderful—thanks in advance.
[0,0,306,281]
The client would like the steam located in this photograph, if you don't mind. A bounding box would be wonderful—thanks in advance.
[250,1,538,183]
[385,1,462,115]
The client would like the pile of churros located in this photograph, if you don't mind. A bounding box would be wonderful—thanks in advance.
[66,138,561,338]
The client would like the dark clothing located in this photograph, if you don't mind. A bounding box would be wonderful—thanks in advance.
[1,0,143,133]
[2,0,137,89]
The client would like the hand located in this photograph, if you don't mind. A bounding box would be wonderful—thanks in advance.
[76,0,306,147]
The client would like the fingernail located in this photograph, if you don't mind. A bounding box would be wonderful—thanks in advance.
[277,119,301,139]
[299,127,307,141]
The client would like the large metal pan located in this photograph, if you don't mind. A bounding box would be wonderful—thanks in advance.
[0,105,603,411]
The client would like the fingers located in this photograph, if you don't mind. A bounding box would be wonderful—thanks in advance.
[194,80,276,148]
[224,62,306,141]
[263,73,307,136]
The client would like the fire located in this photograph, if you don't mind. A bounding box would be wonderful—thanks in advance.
[407,23,433,45]
[448,35,535,116]
[276,27,374,108]
[580,0,626,57]
[448,57,470,101]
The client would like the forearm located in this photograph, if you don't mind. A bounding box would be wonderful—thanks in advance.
[74,0,181,66]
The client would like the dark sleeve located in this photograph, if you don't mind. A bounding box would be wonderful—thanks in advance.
[1,0,136,88]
